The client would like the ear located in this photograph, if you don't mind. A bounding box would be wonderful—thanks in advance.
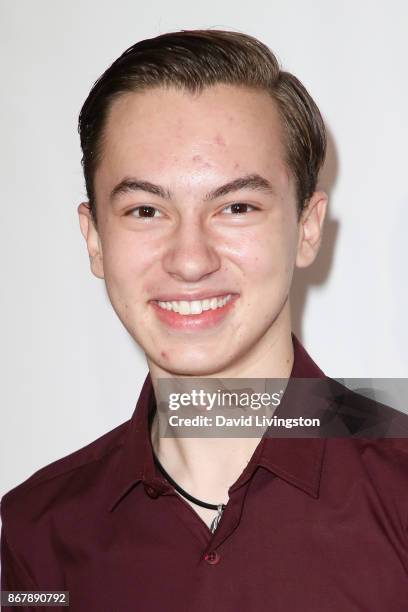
[295,191,328,268]
[77,202,105,279]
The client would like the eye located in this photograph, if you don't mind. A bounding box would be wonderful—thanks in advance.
[126,205,162,218]
[222,202,257,215]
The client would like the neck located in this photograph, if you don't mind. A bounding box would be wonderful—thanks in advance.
[147,319,294,505]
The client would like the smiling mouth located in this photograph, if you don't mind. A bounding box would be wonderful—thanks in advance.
[154,294,233,316]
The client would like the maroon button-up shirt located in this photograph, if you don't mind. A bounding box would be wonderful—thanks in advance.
[2,334,408,611]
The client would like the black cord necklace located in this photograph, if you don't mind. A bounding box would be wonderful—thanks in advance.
[149,406,226,533]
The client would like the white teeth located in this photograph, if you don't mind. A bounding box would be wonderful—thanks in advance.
[156,294,233,315]
[190,300,203,314]
[179,301,190,315]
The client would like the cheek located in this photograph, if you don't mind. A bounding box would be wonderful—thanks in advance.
[233,228,297,284]
[101,231,156,291]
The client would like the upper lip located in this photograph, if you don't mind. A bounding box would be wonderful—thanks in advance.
[152,291,238,302]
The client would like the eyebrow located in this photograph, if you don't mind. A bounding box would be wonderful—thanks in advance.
[110,179,171,201]
[109,173,275,203]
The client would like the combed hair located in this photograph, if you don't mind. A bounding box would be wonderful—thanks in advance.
[78,29,326,227]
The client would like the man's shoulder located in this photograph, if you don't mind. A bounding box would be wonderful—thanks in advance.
[324,377,408,438]
[0,418,130,519]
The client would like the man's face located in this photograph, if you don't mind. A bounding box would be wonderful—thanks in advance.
[80,84,325,376]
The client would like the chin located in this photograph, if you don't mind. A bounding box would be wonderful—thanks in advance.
[156,353,228,377]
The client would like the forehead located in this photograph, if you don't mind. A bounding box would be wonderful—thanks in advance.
[95,84,292,194]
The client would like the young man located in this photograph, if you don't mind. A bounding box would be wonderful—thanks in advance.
[1,30,408,611]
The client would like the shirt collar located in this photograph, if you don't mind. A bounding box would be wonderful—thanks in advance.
[108,373,157,511]
[228,333,327,499]
[255,437,326,500]
[258,332,327,499]
[108,332,327,511]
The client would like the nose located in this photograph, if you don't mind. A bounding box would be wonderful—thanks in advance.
[162,217,221,282]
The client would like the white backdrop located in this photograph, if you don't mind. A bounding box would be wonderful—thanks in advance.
[1,0,407,498]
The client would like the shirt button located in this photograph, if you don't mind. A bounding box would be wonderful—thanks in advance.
[204,551,220,565]
[144,484,159,498]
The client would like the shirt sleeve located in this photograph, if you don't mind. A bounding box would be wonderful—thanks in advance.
[1,526,37,590]
[1,502,39,612]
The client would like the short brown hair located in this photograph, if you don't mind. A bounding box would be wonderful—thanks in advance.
[78,29,326,227]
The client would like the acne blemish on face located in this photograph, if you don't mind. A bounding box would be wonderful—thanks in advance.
[214,133,225,146]
[191,154,212,169]
[160,351,168,360]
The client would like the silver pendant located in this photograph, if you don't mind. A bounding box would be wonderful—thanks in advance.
[210,504,225,533]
